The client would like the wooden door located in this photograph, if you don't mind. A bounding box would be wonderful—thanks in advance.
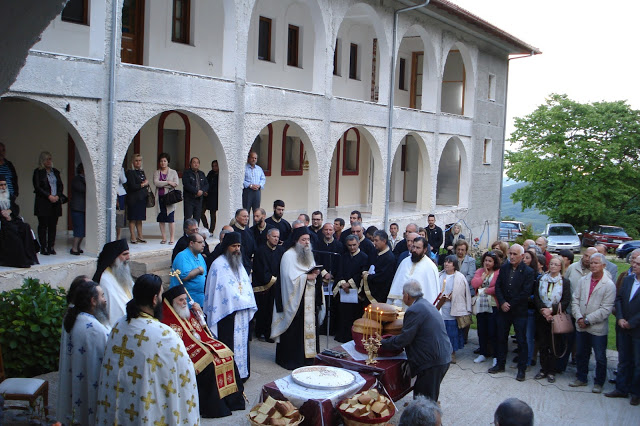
[121,0,144,65]
[410,52,423,109]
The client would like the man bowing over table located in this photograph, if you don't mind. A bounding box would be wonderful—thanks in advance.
[271,227,324,369]
[204,232,257,381]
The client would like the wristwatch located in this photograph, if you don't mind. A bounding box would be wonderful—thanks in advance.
[583,318,590,326]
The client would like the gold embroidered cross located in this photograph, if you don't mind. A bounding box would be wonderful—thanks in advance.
[98,395,110,411]
[103,358,113,375]
[124,403,139,421]
[179,372,191,387]
[113,382,124,398]
[161,380,176,397]
[111,325,120,336]
[140,391,156,410]
[112,335,134,367]
[153,416,168,426]
[146,354,163,372]
[170,344,183,361]
[186,395,196,412]
[128,366,142,384]
[134,329,149,347]
[173,410,180,424]
[238,281,243,293]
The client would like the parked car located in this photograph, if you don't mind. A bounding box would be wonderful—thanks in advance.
[542,223,581,253]
[582,225,632,250]
[500,221,524,242]
[616,240,640,263]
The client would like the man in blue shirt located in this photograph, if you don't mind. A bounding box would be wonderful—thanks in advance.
[171,233,207,306]
[242,151,266,219]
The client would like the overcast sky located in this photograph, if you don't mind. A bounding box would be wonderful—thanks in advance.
[452,0,640,143]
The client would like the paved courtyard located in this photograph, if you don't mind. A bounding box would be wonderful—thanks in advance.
[4,329,637,425]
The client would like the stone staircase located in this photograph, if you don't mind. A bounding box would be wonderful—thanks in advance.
[129,249,173,290]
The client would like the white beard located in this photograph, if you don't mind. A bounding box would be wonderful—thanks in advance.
[112,257,132,287]
[173,304,191,320]
[295,242,314,267]
[0,189,10,211]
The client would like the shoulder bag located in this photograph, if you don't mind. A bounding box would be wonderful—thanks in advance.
[146,186,155,208]
[162,189,183,205]
[551,303,573,358]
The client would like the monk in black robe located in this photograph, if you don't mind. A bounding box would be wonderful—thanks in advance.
[252,227,284,342]
[232,208,256,275]
[0,176,38,268]
[334,234,369,342]
[362,230,397,305]
[250,208,274,248]
[265,199,291,243]
[316,223,343,335]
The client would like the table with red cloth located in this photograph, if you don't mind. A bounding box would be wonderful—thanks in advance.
[314,345,413,402]
[261,370,386,426]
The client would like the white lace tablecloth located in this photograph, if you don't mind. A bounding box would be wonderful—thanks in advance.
[273,370,366,408]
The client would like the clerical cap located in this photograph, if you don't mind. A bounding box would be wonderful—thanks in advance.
[221,231,241,250]
[288,226,310,249]
[163,284,187,304]
[0,174,6,182]
[93,239,129,282]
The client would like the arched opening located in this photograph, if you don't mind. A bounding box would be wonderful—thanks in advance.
[441,42,475,116]
[333,3,389,103]
[390,132,432,213]
[248,120,318,215]
[327,126,384,217]
[246,0,326,92]
[0,96,99,254]
[119,109,227,238]
[436,137,469,207]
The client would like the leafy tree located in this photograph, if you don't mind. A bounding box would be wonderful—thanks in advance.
[501,215,516,221]
[506,94,640,238]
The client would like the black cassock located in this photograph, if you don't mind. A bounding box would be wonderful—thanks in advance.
[252,243,284,340]
[365,249,397,304]
[250,222,274,248]
[334,250,369,343]
[232,224,256,275]
[0,199,38,268]
[315,238,344,335]
[358,237,376,266]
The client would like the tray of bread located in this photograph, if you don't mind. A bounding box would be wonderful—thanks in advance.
[248,396,304,426]
[290,365,356,389]
[338,388,395,425]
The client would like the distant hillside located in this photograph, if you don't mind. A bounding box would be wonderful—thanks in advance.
[501,182,549,233]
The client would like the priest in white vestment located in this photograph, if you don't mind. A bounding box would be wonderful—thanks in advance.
[93,239,134,326]
[271,227,324,369]
[57,280,110,426]
[96,274,200,426]
[388,237,439,306]
[204,232,257,379]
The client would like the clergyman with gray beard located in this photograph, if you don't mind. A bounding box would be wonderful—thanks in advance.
[204,231,257,381]
[93,239,134,327]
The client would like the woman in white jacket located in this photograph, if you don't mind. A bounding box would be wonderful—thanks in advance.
[437,254,472,363]
[153,153,179,244]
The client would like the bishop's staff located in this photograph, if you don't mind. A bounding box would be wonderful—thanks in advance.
[169,268,212,338]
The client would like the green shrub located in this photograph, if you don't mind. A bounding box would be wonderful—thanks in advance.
[0,278,67,377]
[515,223,538,246]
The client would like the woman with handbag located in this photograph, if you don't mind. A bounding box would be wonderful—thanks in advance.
[32,151,64,255]
[125,153,150,244]
[437,255,472,364]
[153,153,179,245]
[533,255,571,383]
[471,251,501,364]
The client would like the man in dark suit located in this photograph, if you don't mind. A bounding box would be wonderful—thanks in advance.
[605,256,640,405]
[489,244,534,381]
[361,230,396,304]
[381,280,452,402]
[182,157,209,225]
[392,223,419,258]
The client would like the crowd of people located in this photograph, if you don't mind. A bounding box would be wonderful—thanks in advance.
[6,147,635,422]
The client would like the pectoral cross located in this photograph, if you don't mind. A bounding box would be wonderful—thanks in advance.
[238,281,243,293]
[112,335,134,367]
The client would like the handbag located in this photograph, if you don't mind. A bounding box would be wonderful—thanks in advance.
[115,209,126,229]
[551,304,573,334]
[162,189,183,205]
[471,295,479,315]
[59,194,69,204]
[146,186,155,208]
[456,314,472,329]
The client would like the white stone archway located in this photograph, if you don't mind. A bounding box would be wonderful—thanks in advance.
[441,41,476,117]
[436,136,470,207]
[390,132,432,212]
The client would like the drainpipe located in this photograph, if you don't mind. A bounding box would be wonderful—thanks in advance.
[384,0,430,231]
[497,52,534,241]
[105,0,119,242]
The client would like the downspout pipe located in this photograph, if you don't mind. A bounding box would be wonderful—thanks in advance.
[384,0,430,231]
[105,0,118,242]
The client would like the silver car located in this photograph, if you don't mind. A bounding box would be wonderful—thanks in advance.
[542,223,581,253]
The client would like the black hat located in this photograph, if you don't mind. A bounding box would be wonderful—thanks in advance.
[288,226,310,249]
[0,174,6,181]
[163,285,187,304]
[212,231,242,261]
[93,239,129,282]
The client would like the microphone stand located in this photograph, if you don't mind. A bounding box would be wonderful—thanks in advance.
[312,249,341,350]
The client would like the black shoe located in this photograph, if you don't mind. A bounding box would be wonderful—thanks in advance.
[513,356,520,364]
[265,338,275,343]
[48,248,56,255]
[604,389,628,398]
[70,249,81,256]
[474,348,482,354]
[516,370,526,382]
[257,336,266,342]
[488,365,505,374]
[40,248,49,255]
[609,378,617,384]
[531,359,537,366]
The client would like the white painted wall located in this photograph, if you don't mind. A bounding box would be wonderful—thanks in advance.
[332,21,377,102]
[394,37,423,108]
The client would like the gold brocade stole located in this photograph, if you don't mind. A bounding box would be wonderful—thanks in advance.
[362,274,378,304]
[303,279,317,359]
